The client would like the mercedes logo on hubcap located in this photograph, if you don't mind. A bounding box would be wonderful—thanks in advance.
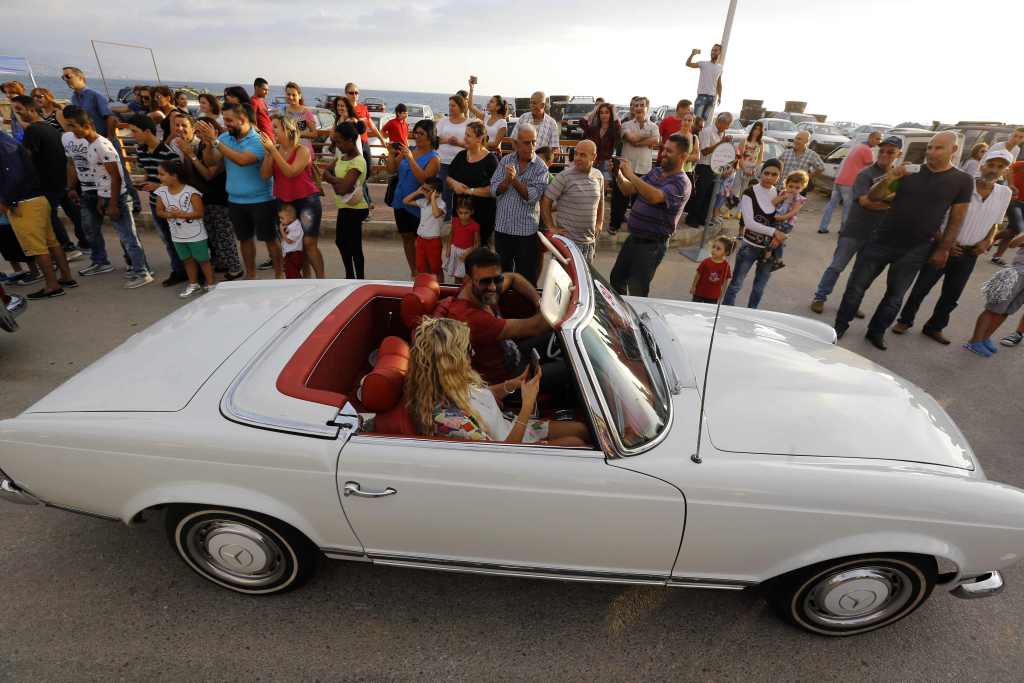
[218,544,255,568]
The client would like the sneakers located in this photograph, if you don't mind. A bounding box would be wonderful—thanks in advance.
[125,273,154,289]
[1001,331,1023,347]
[257,258,274,271]
[963,341,992,358]
[26,287,65,300]
[79,262,114,276]
[64,249,84,262]
[179,283,202,298]
[991,256,1007,266]
[12,271,44,286]
[810,300,824,314]
[224,270,245,281]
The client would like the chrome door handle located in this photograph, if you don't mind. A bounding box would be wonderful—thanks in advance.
[343,481,397,498]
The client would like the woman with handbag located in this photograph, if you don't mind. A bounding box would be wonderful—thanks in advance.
[259,114,326,278]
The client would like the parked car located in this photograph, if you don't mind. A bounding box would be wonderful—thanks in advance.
[831,121,860,137]
[2,236,1020,638]
[787,113,817,125]
[0,282,26,333]
[852,123,891,138]
[796,122,850,155]
[816,128,964,195]
[940,122,1024,158]
[748,118,799,146]
[555,102,600,140]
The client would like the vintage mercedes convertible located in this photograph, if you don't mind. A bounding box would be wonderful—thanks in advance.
[2,236,1022,637]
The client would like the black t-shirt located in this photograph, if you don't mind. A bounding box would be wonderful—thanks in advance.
[875,165,974,248]
[447,150,498,225]
[21,121,67,193]
[195,142,228,205]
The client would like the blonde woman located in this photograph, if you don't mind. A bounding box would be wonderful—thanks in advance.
[406,318,590,445]
[259,113,325,278]
[30,87,64,130]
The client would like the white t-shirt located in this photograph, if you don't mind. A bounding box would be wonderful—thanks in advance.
[415,197,446,238]
[696,61,723,97]
[621,119,660,175]
[153,185,207,242]
[281,219,304,254]
[485,117,507,142]
[436,117,469,165]
[62,132,95,192]
[86,136,127,198]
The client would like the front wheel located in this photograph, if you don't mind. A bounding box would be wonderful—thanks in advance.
[769,554,936,637]
[165,506,319,595]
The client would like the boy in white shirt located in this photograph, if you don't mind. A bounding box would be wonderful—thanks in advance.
[278,203,306,279]
[404,177,446,281]
[154,160,211,298]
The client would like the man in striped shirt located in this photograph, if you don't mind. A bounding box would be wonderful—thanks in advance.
[893,150,1013,345]
[127,114,186,286]
[490,122,550,284]
[540,140,604,263]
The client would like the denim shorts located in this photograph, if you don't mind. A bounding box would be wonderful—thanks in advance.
[285,194,323,238]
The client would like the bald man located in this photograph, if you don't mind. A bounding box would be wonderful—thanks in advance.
[834,131,974,349]
[516,91,560,150]
[541,139,605,262]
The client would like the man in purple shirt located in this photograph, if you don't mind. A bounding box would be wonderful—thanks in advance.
[609,134,692,296]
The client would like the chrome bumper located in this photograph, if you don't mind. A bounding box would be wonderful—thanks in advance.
[951,571,1005,599]
[0,477,44,506]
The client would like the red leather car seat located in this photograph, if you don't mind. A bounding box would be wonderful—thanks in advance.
[360,336,410,413]
[400,274,441,330]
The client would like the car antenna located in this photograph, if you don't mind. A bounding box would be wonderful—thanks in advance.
[691,296,724,464]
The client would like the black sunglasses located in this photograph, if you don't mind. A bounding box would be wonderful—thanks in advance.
[476,274,504,288]
[346,91,359,96]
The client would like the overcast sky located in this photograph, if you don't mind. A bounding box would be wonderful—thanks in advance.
[4,0,1020,126]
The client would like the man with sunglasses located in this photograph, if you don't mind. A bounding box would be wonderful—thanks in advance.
[446,247,568,391]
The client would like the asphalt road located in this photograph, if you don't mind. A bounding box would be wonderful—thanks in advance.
[2,197,1023,682]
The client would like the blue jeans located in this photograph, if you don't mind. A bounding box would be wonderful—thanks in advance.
[150,197,186,275]
[693,94,716,123]
[95,194,150,275]
[610,235,668,297]
[814,235,868,302]
[834,239,932,336]
[723,243,773,308]
[818,184,853,232]
[1008,200,1024,234]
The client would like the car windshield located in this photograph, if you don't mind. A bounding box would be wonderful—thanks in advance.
[813,124,842,135]
[765,120,796,132]
[579,269,670,450]
[408,106,424,117]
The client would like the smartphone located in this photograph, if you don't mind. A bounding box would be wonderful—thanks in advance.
[611,155,623,171]
[904,163,921,174]
[530,349,541,377]
[469,75,478,85]
[391,142,402,152]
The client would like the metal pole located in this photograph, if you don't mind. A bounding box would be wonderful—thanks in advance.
[719,0,738,67]
[25,59,38,88]
[148,48,162,85]
[91,40,111,101]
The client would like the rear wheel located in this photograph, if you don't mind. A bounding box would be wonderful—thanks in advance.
[769,554,936,637]
[165,506,319,595]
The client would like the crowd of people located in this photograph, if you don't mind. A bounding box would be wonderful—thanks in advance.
[2,50,1023,377]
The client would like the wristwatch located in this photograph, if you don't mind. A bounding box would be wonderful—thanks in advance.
[212,139,221,149]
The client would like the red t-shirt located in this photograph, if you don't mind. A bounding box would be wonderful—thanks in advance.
[1010,161,1024,201]
[382,118,409,145]
[657,116,683,162]
[695,258,732,300]
[451,217,480,249]
[355,103,372,143]
[445,297,510,383]
[251,97,275,142]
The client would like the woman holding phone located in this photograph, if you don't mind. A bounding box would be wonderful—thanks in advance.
[387,119,440,275]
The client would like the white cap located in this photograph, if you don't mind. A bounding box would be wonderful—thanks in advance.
[981,149,1014,165]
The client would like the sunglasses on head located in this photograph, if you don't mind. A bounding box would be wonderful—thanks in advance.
[476,274,504,288]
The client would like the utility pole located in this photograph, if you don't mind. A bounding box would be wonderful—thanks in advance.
[720,0,738,67]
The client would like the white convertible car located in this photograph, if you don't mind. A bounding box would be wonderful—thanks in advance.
[2,237,1022,637]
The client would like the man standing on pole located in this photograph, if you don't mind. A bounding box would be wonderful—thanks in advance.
[686,44,724,122]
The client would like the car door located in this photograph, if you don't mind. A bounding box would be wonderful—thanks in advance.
[336,436,685,581]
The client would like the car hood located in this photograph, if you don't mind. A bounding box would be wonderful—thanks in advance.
[26,281,335,413]
[634,299,976,470]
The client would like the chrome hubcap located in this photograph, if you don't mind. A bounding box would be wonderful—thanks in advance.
[185,520,287,588]
[803,566,914,629]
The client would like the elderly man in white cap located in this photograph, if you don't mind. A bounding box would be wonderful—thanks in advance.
[892,148,1014,344]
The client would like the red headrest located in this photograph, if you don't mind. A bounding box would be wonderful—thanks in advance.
[374,400,418,435]
[360,336,410,412]
[400,274,441,329]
